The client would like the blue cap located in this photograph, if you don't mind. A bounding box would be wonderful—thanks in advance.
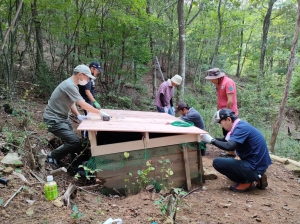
[89,62,102,73]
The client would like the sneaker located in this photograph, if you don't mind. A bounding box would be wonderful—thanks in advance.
[230,182,257,193]
[46,155,59,166]
[257,174,268,190]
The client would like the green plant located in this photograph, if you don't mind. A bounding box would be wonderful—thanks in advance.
[158,158,174,190]
[71,204,84,219]
[154,188,187,218]
[74,165,101,180]
[136,160,155,190]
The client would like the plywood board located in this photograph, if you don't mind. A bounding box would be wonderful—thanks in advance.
[78,109,207,135]
[90,134,200,156]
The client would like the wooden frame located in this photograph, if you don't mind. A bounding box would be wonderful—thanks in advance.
[78,109,207,190]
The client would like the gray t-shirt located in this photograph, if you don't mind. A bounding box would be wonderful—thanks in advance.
[180,107,205,130]
[43,77,83,120]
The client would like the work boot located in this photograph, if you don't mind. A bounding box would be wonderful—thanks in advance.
[229,182,257,193]
[257,174,268,190]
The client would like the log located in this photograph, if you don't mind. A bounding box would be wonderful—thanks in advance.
[270,154,300,167]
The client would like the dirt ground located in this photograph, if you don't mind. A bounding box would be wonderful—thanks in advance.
[0,90,300,224]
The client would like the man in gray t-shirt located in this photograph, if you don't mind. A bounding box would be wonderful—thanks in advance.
[43,64,110,169]
[176,101,206,155]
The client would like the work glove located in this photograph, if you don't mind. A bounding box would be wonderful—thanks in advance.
[77,115,90,121]
[201,134,214,144]
[163,106,168,113]
[93,100,101,109]
[100,111,111,118]
[171,107,175,112]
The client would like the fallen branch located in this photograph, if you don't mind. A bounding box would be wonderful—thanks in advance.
[50,167,67,176]
[182,186,202,199]
[4,185,24,207]
[270,154,300,167]
[77,186,102,196]
[63,183,78,209]
[30,170,45,183]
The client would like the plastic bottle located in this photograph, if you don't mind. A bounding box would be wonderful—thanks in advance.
[44,175,58,201]
[103,218,123,224]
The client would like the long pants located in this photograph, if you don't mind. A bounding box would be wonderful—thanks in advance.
[44,118,82,167]
[213,158,266,183]
[156,106,174,116]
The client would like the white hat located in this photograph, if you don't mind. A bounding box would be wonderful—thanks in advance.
[171,74,182,85]
[74,64,95,80]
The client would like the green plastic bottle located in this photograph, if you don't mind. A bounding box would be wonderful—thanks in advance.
[44,175,58,201]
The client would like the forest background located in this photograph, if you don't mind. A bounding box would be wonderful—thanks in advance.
[0,0,300,162]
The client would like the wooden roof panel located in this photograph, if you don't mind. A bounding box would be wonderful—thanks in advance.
[77,109,207,134]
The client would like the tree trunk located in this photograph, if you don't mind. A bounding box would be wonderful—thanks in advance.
[236,18,244,78]
[269,0,300,153]
[258,0,277,90]
[211,0,222,66]
[32,0,44,71]
[177,0,186,101]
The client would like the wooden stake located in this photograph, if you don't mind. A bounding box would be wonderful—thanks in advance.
[182,146,191,191]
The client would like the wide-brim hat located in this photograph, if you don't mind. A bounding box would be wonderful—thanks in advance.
[205,68,225,80]
[74,64,95,80]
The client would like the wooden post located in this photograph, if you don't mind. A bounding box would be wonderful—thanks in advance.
[182,146,191,191]
[197,143,205,183]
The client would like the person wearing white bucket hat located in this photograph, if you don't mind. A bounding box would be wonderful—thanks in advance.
[43,64,110,170]
[205,68,238,158]
[154,74,182,116]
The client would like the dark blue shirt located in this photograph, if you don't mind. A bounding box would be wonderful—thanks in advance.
[230,121,272,170]
[78,78,95,102]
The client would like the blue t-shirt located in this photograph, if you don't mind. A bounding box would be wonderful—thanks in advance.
[230,121,272,170]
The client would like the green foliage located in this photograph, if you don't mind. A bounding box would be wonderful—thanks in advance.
[158,158,174,191]
[71,204,84,219]
[154,188,187,216]
[74,165,101,180]
[34,62,58,98]
[136,160,155,190]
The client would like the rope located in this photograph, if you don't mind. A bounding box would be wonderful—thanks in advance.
[170,120,194,127]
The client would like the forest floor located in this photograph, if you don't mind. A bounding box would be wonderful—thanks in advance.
[0,85,300,224]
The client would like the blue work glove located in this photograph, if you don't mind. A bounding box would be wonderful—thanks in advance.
[93,100,101,109]
[201,134,214,144]
[163,106,168,113]
[77,115,90,121]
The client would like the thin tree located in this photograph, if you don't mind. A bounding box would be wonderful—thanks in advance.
[269,0,300,153]
[177,0,186,101]
[258,0,277,90]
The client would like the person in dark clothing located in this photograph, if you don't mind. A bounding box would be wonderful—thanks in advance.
[176,102,206,155]
[78,62,102,114]
[201,108,272,192]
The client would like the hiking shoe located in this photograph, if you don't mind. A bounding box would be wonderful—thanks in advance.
[257,174,268,190]
[230,182,257,193]
[46,155,59,167]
